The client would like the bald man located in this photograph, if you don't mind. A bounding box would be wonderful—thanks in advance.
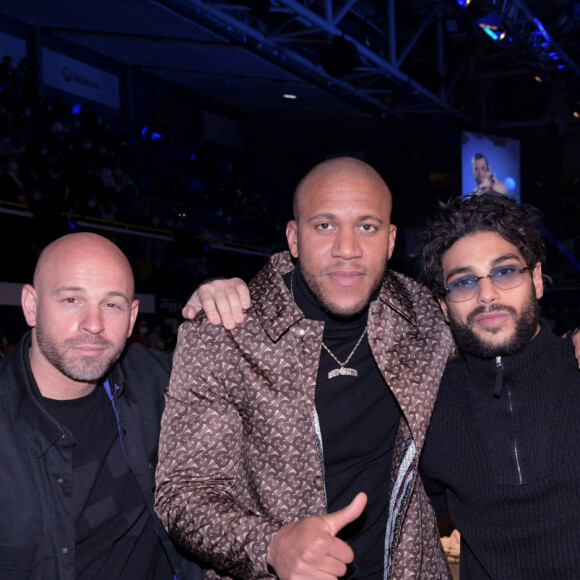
[155,158,455,579]
[0,233,202,580]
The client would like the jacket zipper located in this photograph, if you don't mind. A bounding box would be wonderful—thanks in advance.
[496,356,524,485]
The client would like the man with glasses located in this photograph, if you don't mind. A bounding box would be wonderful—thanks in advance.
[419,193,580,579]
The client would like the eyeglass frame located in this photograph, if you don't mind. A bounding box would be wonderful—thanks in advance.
[444,264,534,303]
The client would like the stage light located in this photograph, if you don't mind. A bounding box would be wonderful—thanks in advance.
[504,177,516,191]
[483,27,499,40]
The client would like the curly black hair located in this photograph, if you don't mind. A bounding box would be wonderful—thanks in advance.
[421,193,546,297]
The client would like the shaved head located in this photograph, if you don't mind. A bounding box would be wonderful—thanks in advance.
[286,156,396,317]
[23,232,139,399]
[34,233,135,297]
[293,157,392,221]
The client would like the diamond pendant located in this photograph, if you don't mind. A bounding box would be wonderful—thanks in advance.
[328,367,358,379]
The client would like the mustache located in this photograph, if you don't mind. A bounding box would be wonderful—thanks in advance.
[63,336,113,349]
[321,262,369,275]
[466,303,517,325]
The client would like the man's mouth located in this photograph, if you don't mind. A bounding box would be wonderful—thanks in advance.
[72,345,107,358]
[327,270,365,287]
[472,311,512,328]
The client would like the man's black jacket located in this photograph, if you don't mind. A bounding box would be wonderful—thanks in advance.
[0,331,203,580]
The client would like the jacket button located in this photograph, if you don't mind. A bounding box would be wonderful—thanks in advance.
[61,547,69,554]
[229,520,240,530]
[313,476,323,490]
[57,477,64,485]
[294,328,306,338]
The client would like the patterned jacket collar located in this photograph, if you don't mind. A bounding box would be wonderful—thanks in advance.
[252,251,418,342]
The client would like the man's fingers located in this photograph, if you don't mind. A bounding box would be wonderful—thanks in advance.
[323,492,367,538]
[181,278,250,328]
[233,278,251,313]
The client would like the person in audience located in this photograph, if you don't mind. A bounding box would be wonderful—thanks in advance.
[419,193,580,579]
[155,157,456,579]
[0,231,235,580]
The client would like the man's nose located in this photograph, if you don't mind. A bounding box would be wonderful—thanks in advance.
[331,229,362,259]
[80,305,105,334]
[476,276,500,304]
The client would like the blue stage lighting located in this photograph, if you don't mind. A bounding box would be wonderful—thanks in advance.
[504,177,516,191]
[71,103,81,115]
[483,27,499,40]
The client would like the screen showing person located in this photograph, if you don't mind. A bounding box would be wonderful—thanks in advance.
[461,130,520,202]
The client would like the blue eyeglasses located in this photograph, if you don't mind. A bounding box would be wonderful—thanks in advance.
[444,264,533,302]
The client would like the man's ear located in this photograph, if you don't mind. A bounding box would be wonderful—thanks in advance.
[286,220,299,259]
[21,284,38,328]
[386,225,397,260]
[532,262,543,300]
[437,296,450,323]
[127,300,139,338]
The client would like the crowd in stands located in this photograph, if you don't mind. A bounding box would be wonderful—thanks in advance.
[0,53,286,283]
[1,51,579,336]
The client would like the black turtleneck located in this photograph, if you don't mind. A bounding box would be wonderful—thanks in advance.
[420,319,580,579]
[286,266,402,579]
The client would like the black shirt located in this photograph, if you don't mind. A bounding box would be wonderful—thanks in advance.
[421,320,580,579]
[288,267,402,578]
[43,385,174,579]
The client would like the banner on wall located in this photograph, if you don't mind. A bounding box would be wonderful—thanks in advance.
[0,31,27,64]
[42,48,120,109]
[203,110,244,150]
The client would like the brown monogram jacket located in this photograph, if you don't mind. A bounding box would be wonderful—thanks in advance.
[155,252,455,579]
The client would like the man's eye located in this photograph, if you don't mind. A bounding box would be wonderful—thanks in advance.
[360,224,377,232]
[494,267,517,278]
[316,223,332,230]
[105,303,121,309]
[452,277,477,288]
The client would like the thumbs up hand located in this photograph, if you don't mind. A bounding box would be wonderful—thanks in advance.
[266,492,367,580]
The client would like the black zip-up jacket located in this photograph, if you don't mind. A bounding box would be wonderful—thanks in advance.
[0,331,203,580]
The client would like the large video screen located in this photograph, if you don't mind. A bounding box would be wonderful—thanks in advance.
[461,131,521,203]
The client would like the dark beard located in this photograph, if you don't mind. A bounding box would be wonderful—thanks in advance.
[447,291,540,359]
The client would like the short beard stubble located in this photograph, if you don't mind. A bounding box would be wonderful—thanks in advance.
[36,322,125,383]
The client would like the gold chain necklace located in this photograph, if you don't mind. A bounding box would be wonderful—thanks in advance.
[290,272,367,379]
